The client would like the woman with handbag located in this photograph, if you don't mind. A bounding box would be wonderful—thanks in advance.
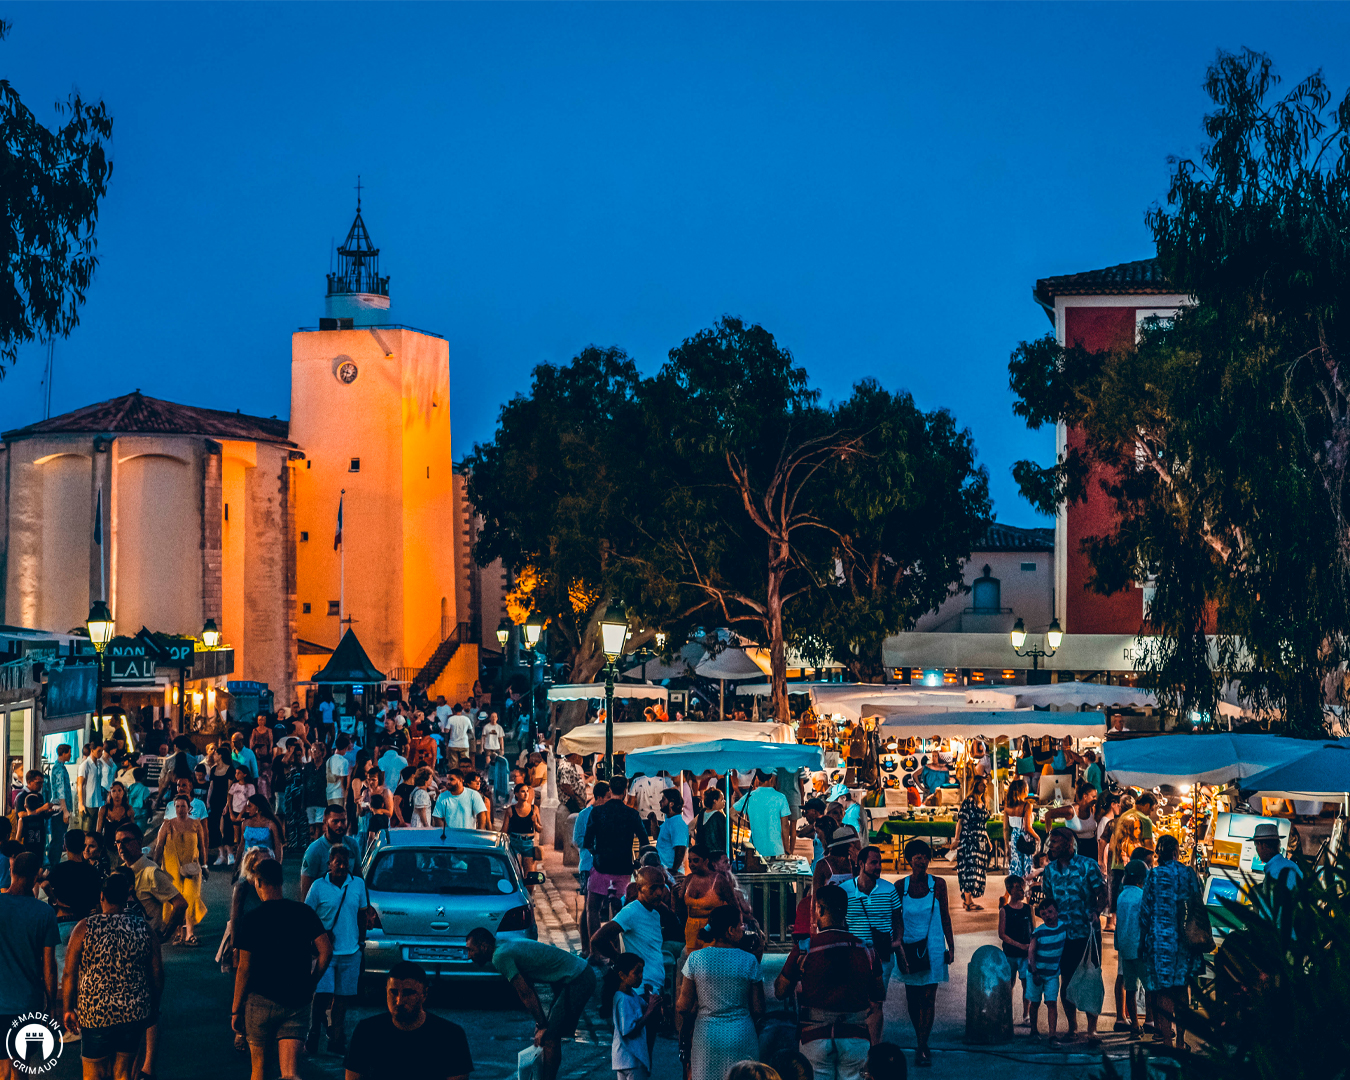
[153,793,208,945]
[1138,833,1204,1049]
[1003,779,1038,881]
[895,840,955,1068]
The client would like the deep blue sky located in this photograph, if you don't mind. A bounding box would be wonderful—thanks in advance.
[3,3,1346,525]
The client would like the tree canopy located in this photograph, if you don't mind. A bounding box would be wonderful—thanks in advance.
[1009,49,1350,734]
[469,317,991,715]
[0,19,113,374]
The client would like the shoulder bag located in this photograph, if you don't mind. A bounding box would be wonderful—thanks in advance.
[899,875,937,974]
[1183,899,1216,953]
[324,881,351,945]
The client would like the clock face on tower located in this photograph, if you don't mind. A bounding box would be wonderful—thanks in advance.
[337,361,359,384]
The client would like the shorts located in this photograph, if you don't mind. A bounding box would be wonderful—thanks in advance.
[544,967,596,1040]
[878,955,896,987]
[306,807,326,825]
[508,832,538,858]
[1119,957,1145,994]
[1004,954,1030,985]
[587,870,630,898]
[80,1020,148,1059]
[316,950,362,996]
[1026,973,1060,1003]
[244,993,311,1046]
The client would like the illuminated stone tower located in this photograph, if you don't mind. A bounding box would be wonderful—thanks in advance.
[290,195,474,699]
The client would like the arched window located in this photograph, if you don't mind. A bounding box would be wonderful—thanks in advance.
[971,565,1001,612]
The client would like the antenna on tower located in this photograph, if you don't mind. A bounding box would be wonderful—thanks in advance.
[355,174,363,210]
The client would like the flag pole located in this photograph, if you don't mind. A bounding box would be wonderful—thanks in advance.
[337,489,346,640]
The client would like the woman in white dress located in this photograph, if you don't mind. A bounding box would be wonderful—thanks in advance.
[896,840,955,1068]
[676,905,764,1080]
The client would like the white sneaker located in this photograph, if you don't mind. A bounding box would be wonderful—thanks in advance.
[213,854,226,866]
[227,854,236,865]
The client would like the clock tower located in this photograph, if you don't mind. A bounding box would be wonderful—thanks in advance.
[290,197,468,697]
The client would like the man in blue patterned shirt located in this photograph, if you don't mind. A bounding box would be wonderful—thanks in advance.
[1042,826,1106,1042]
[44,744,75,866]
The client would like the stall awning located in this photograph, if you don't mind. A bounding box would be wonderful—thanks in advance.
[548,683,669,703]
[877,710,1106,740]
[559,719,795,755]
[1104,734,1319,788]
[968,683,1157,710]
[1238,741,1350,800]
[809,685,988,722]
[625,739,823,776]
[694,648,769,680]
[310,629,385,684]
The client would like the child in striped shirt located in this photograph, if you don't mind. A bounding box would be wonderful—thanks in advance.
[1026,898,1068,1041]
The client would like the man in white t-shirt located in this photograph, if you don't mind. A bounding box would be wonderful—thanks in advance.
[434,696,452,730]
[628,773,672,836]
[303,844,372,1053]
[326,734,352,806]
[590,867,670,995]
[318,698,337,737]
[443,707,474,770]
[431,771,489,829]
[480,713,505,755]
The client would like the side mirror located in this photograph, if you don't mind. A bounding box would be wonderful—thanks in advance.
[525,871,546,886]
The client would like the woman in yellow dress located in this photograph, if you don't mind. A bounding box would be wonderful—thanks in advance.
[153,792,208,945]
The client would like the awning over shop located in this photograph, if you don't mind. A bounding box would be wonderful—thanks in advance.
[968,683,1157,710]
[548,683,669,703]
[625,738,823,776]
[558,719,795,755]
[809,685,989,722]
[310,629,385,684]
[877,710,1106,740]
[1103,734,1319,788]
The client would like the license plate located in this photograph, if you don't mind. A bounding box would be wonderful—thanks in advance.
[407,945,468,962]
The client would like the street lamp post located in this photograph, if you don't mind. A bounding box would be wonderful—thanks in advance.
[523,613,544,746]
[1010,616,1064,671]
[86,601,115,737]
[599,602,630,780]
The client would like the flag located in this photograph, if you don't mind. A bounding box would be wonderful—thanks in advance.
[334,494,343,551]
[93,487,103,546]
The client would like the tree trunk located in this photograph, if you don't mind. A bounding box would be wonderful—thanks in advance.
[768,540,789,722]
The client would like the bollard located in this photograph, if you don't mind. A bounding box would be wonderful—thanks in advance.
[539,797,557,847]
[552,801,571,851]
[562,812,580,866]
[964,944,1013,1044]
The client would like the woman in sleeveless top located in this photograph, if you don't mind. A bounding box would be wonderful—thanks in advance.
[98,782,136,866]
[65,872,159,1058]
[896,840,955,1067]
[153,794,208,944]
[240,794,284,864]
[1003,778,1038,881]
[676,845,738,954]
[506,783,543,891]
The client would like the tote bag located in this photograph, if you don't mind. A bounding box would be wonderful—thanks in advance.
[1063,933,1105,1016]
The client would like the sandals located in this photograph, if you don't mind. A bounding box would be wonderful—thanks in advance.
[181,935,200,947]
[915,1050,932,1067]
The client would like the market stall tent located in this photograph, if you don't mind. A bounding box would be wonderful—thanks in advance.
[558,719,796,755]
[1238,741,1350,801]
[874,710,1106,740]
[968,683,1157,710]
[308,629,386,683]
[1103,734,1319,788]
[809,685,990,722]
[547,683,669,703]
[695,647,769,720]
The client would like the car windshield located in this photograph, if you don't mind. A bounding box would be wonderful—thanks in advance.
[369,849,516,895]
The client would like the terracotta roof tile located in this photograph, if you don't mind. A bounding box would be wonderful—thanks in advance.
[3,392,293,445]
[1033,258,1172,310]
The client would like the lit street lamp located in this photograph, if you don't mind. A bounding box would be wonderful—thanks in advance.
[1010,616,1064,671]
[522,612,545,744]
[599,601,630,780]
[496,617,512,649]
[201,619,221,648]
[86,600,115,733]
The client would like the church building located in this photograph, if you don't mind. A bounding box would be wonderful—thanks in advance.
[0,200,478,718]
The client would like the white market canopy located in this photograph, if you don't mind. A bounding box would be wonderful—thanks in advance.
[809,684,976,722]
[694,648,769,680]
[740,680,843,697]
[969,683,1158,710]
[1103,734,1320,788]
[547,683,669,703]
[876,710,1106,741]
[558,719,796,755]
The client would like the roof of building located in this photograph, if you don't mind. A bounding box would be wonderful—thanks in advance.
[311,628,386,684]
[3,391,294,445]
[1033,258,1172,320]
[977,522,1054,552]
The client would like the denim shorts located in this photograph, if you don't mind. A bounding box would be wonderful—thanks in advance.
[81,1020,148,1060]
[244,993,311,1045]
[1026,973,1060,1003]
[316,950,361,996]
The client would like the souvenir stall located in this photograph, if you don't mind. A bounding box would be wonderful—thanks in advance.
[1104,734,1330,920]
[863,710,1107,860]
[624,739,824,951]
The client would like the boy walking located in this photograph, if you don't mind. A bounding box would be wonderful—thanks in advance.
[1026,898,1069,1042]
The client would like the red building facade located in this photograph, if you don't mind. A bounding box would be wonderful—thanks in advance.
[1033,259,1188,635]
